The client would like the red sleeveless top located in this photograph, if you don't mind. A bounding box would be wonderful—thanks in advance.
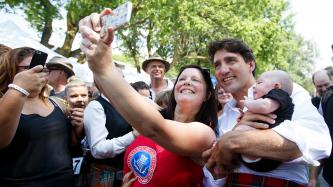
[124,135,203,187]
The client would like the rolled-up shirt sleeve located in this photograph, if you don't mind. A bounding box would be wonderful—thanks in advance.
[273,83,332,166]
[203,166,226,187]
[84,100,135,159]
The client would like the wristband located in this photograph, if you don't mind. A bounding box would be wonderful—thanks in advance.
[8,84,30,96]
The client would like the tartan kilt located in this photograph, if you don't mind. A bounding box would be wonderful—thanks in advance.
[74,162,123,187]
[225,173,306,187]
[87,163,123,187]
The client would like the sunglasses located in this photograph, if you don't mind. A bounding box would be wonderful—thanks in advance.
[17,65,30,70]
[17,65,50,73]
[48,67,62,71]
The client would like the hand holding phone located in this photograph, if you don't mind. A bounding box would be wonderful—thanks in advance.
[29,50,48,69]
[101,2,133,31]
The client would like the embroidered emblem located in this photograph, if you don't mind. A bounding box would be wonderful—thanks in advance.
[127,146,157,184]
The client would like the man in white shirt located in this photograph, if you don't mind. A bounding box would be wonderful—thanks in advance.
[142,53,174,100]
[204,38,331,186]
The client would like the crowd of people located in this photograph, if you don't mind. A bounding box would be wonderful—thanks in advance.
[0,8,332,187]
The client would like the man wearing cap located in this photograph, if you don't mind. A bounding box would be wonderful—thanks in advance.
[142,53,174,100]
[47,56,75,99]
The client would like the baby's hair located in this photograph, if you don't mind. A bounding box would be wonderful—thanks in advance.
[262,70,293,95]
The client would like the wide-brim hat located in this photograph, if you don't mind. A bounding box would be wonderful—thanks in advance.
[46,56,75,77]
[142,54,170,73]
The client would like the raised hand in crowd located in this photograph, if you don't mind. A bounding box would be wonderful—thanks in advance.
[12,65,48,97]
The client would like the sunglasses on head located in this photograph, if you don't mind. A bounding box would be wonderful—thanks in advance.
[179,66,210,75]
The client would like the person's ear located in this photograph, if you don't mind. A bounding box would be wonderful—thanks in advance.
[249,60,256,72]
[274,83,281,89]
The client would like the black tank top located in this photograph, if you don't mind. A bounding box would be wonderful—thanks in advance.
[0,100,74,187]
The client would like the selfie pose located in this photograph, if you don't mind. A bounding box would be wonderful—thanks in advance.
[79,9,217,186]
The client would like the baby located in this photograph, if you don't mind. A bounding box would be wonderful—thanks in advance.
[235,70,294,172]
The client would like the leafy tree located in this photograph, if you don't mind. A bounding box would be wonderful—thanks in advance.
[2,0,62,48]
[1,0,317,90]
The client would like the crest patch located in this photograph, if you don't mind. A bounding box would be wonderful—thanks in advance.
[127,146,157,184]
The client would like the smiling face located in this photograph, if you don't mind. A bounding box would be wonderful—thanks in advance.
[214,49,255,97]
[146,61,166,79]
[216,84,233,105]
[174,68,208,108]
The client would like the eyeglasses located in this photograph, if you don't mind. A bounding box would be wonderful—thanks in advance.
[17,65,30,70]
[17,65,50,73]
[48,68,62,72]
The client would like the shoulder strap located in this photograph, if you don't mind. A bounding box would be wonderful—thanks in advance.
[49,96,69,115]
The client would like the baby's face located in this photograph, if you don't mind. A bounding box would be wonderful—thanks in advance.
[253,76,274,99]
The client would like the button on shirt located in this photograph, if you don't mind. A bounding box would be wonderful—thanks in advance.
[204,83,332,186]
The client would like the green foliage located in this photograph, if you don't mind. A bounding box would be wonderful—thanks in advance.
[2,0,317,91]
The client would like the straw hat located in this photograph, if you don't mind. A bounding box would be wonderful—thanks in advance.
[46,56,75,77]
[142,53,170,73]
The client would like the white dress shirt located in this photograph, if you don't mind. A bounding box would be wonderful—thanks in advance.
[204,83,332,186]
[83,95,135,159]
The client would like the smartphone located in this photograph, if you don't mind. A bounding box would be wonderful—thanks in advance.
[29,50,48,69]
[101,2,133,31]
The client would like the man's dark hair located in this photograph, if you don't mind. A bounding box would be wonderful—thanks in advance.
[208,38,256,76]
[161,64,217,130]
[130,81,150,91]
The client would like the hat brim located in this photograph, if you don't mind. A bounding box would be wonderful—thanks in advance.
[142,59,170,73]
[46,63,75,77]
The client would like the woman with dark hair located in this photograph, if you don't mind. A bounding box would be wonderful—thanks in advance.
[123,65,217,186]
[79,9,218,185]
[0,47,82,186]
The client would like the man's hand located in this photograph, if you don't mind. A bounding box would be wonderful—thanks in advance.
[206,131,242,175]
[234,111,276,130]
[204,144,231,179]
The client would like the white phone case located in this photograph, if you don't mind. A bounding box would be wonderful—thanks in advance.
[102,2,132,31]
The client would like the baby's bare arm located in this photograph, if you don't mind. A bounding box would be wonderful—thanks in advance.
[244,98,280,114]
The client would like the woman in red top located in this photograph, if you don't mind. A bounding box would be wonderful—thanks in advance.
[79,9,218,186]
[123,65,217,186]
